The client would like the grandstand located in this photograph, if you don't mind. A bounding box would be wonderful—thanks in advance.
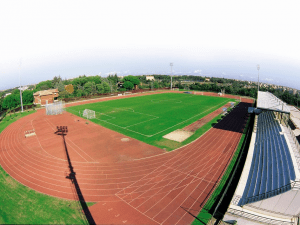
[225,92,300,225]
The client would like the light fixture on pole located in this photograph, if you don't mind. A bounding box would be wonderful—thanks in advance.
[257,64,260,93]
[19,59,24,112]
[170,63,173,90]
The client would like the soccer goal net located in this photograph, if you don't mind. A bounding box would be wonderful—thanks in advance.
[83,109,96,119]
[46,101,65,115]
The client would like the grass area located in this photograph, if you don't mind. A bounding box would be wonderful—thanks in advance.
[192,111,253,225]
[67,93,235,150]
[0,110,96,224]
[0,110,36,132]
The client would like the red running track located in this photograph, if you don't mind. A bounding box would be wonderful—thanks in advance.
[0,92,253,224]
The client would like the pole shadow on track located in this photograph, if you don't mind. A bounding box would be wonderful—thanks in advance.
[55,126,96,225]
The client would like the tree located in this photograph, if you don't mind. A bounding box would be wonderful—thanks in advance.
[56,80,65,92]
[65,84,74,94]
[108,74,119,84]
[153,81,159,89]
[52,75,62,88]
[2,94,20,110]
[35,80,52,91]
[123,75,140,86]
[22,90,34,104]
[76,89,85,97]
[0,95,3,112]
[84,82,97,95]
[59,90,69,99]
[102,82,111,93]
[12,89,20,95]
[72,76,88,87]
[96,83,104,94]
[123,81,134,90]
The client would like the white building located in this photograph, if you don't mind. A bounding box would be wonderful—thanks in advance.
[18,86,29,91]
[146,75,155,81]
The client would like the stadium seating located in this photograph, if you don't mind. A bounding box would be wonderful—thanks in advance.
[240,111,296,205]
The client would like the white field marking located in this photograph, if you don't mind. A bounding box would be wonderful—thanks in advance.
[150,131,238,222]
[95,112,116,121]
[114,194,161,225]
[30,119,67,161]
[100,107,160,128]
[125,117,159,128]
[126,126,232,205]
[94,107,158,125]
[173,136,241,225]
[93,99,228,137]
[151,99,182,104]
[147,99,230,137]
[0,126,143,192]
[93,117,151,137]
[69,97,229,137]
[44,117,90,162]
[2,122,70,177]
[26,114,97,164]
[115,107,159,119]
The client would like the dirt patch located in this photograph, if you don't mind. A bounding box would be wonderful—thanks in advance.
[121,138,130,142]
[163,129,194,142]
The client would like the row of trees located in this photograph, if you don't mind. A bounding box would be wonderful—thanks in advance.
[185,82,258,98]
[1,73,300,112]
[1,89,34,110]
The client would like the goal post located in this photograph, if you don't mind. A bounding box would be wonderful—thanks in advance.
[83,109,96,119]
[46,101,65,115]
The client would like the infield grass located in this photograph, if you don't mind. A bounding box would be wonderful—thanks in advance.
[0,110,95,224]
[67,93,235,150]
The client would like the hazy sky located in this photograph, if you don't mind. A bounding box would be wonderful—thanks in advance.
[1,0,300,90]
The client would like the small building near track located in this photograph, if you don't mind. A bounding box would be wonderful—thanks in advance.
[33,89,59,105]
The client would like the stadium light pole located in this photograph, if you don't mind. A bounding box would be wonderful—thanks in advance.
[170,63,173,90]
[19,60,24,112]
[257,64,260,93]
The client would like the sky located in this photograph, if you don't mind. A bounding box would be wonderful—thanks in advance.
[1,0,300,90]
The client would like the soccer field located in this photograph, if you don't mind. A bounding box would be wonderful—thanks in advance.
[67,93,234,148]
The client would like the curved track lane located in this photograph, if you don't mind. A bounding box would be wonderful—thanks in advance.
[0,92,253,225]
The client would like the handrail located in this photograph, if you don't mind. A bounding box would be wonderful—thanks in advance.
[227,208,294,225]
[241,180,300,205]
[286,125,300,171]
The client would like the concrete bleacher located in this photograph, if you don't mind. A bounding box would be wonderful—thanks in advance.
[228,108,300,224]
[239,111,296,205]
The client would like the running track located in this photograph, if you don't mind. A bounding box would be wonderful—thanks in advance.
[0,92,253,224]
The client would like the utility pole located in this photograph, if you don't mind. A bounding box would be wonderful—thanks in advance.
[257,64,260,93]
[170,63,173,90]
[19,59,24,112]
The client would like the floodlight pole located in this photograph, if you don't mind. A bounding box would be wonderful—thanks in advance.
[170,63,173,90]
[257,64,260,93]
[19,60,24,112]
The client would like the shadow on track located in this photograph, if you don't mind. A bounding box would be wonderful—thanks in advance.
[55,126,95,225]
[212,102,253,133]
[181,101,254,223]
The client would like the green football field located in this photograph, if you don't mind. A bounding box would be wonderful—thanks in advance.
[67,93,235,149]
